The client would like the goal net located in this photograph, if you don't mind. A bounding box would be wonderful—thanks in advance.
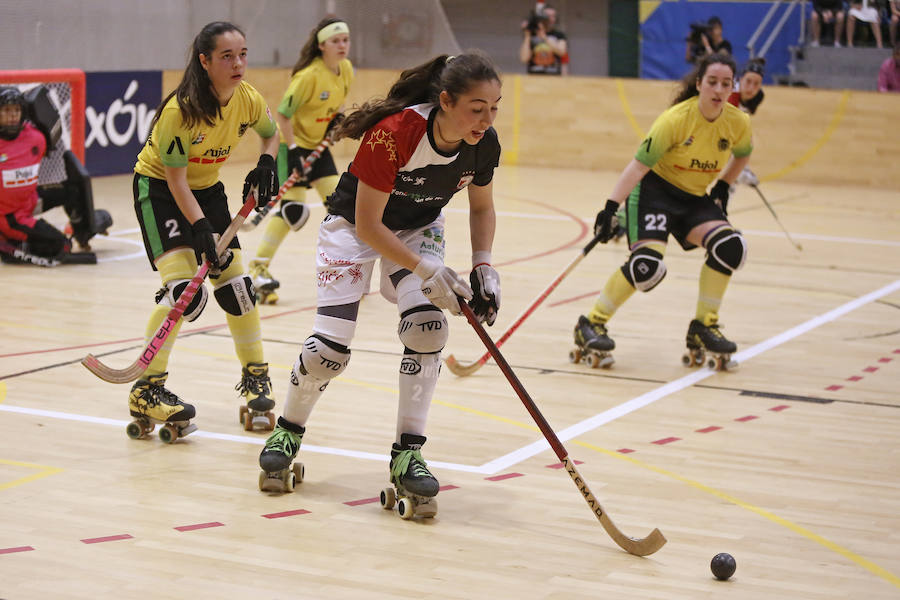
[0,69,85,185]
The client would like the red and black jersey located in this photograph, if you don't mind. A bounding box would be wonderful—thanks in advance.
[727,89,764,115]
[0,122,46,216]
[328,103,501,231]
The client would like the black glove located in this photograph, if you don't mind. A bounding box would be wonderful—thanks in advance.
[325,112,345,136]
[593,199,621,243]
[191,217,220,270]
[709,179,731,216]
[286,146,309,186]
[243,154,277,209]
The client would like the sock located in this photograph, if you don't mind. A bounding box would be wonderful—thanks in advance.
[281,355,327,427]
[588,269,635,324]
[397,352,440,442]
[253,215,291,265]
[226,311,264,366]
[695,263,731,326]
[142,249,196,376]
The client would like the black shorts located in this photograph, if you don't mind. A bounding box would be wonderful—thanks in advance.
[625,170,727,250]
[133,173,241,269]
[276,142,338,189]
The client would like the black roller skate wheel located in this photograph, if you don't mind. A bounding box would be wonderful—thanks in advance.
[159,424,178,444]
[380,487,396,510]
[291,462,304,484]
[397,497,414,520]
[681,353,691,366]
[126,421,144,440]
[568,349,581,364]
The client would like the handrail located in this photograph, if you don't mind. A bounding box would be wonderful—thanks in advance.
[760,0,799,57]
[747,1,783,56]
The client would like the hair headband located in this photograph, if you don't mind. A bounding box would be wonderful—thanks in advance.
[317,21,349,43]
[744,61,765,77]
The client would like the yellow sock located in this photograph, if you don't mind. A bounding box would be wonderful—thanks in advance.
[253,216,290,266]
[211,249,264,366]
[696,263,731,326]
[142,249,197,376]
[588,269,635,324]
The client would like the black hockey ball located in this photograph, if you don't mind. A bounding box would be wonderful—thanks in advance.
[710,552,736,580]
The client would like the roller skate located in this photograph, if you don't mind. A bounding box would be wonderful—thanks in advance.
[236,362,276,431]
[258,417,305,493]
[249,261,279,304]
[380,433,439,520]
[126,373,197,443]
[682,319,738,371]
[569,315,615,369]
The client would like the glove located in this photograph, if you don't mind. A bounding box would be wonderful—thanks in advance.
[736,167,759,187]
[413,256,473,316]
[469,255,500,326]
[593,199,621,243]
[286,146,310,186]
[325,112,345,136]
[191,218,221,270]
[709,179,731,216]
[243,154,278,210]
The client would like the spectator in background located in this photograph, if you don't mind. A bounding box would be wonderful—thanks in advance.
[520,4,568,75]
[847,0,883,47]
[685,16,732,64]
[889,0,899,46]
[877,42,900,91]
[810,0,846,47]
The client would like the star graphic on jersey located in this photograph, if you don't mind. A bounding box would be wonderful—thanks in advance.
[366,128,397,161]
[348,264,363,284]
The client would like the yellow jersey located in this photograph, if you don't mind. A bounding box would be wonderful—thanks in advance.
[135,81,277,190]
[635,96,752,197]
[277,57,353,149]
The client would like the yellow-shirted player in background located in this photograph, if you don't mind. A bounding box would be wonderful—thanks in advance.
[129,21,281,441]
[571,52,752,371]
[249,18,353,304]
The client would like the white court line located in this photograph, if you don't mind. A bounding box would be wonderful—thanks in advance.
[2,282,896,475]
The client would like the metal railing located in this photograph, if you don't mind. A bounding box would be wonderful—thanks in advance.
[747,0,806,59]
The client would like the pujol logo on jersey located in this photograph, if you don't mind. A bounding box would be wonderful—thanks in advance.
[2,164,40,188]
[188,145,232,164]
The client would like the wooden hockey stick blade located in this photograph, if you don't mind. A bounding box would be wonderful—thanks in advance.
[82,193,256,384]
[447,234,603,377]
[459,299,666,556]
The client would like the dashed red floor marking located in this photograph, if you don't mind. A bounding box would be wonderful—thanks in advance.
[439,485,459,492]
[894,349,900,354]
[696,426,721,433]
[546,460,582,469]
[344,496,379,506]
[846,375,863,381]
[826,385,844,391]
[651,437,681,445]
[485,473,523,482]
[769,405,790,412]
[878,357,892,363]
[735,415,758,422]
[262,509,310,519]
[174,522,224,532]
[617,448,635,454]
[0,546,34,554]
[863,366,879,373]
[81,534,132,544]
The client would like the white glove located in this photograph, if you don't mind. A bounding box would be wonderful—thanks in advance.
[413,256,473,315]
[737,167,759,187]
[469,252,500,326]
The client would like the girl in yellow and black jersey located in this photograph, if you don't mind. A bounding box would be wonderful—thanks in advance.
[248,18,354,304]
[128,21,281,439]
[573,52,753,369]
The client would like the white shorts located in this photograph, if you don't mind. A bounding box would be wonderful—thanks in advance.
[316,214,447,306]
[849,6,878,22]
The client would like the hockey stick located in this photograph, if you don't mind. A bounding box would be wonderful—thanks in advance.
[446,234,604,377]
[241,136,333,231]
[458,298,667,556]
[749,184,803,251]
[81,192,257,384]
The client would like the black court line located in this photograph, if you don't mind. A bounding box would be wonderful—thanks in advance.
[0,345,142,381]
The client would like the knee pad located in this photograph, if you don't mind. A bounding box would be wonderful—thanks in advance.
[279,201,310,232]
[297,334,351,380]
[213,274,257,316]
[398,305,449,354]
[621,247,667,292]
[156,279,209,322]
[705,228,747,274]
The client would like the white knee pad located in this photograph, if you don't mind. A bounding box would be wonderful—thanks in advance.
[398,305,449,354]
[156,279,209,322]
[280,201,310,232]
[623,247,667,292]
[297,335,351,380]
[213,274,257,316]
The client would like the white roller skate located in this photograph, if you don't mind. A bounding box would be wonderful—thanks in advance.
[126,373,197,443]
[682,319,738,371]
[569,315,615,369]
[380,434,439,520]
[258,418,305,493]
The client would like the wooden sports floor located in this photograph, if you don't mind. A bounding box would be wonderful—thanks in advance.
[1,160,898,599]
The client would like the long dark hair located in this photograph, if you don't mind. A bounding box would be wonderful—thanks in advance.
[336,50,500,141]
[292,17,346,75]
[672,52,737,106]
[151,21,245,130]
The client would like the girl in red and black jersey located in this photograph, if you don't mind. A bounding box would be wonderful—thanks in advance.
[258,52,503,508]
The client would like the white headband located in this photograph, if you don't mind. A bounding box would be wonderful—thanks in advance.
[317,21,349,43]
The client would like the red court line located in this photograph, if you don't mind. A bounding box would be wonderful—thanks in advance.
[894,349,900,354]
[825,385,844,391]
[0,546,34,554]
[617,448,635,454]
[546,460,583,469]
[696,426,721,433]
[262,509,310,519]
[878,357,892,363]
[863,366,879,373]
[651,437,681,445]
[439,485,459,492]
[81,534,133,544]
[548,289,602,308]
[174,522,224,532]
[769,405,790,412]
[485,473,524,482]
[735,415,758,422]
[344,497,379,506]
[846,375,863,382]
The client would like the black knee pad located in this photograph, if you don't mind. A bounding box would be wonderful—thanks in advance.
[279,201,310,232]
[214,275,257,315]
[156,278,209,322]
[621,247,667,292]
[705,228,747,274]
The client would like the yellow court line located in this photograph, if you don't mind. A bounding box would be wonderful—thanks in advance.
[572,438,900,590]
[616,79,646,141]
[0,459,64,492]
[0,380,5,404]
